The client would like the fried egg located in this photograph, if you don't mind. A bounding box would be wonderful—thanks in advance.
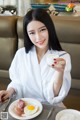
[24,104,38,116]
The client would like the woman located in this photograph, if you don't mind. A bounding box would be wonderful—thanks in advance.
[0,9,71,106]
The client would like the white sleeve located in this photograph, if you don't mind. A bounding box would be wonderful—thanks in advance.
[7,50,23,99]
[43,53,71,105]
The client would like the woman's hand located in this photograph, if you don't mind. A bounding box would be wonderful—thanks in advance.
[51,58,66,96]
[52,58,66,72]
[0,88,15,102]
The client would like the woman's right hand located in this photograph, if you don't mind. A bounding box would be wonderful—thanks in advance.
[0,88,15,102]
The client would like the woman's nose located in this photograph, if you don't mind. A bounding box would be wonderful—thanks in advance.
[35,32,41,42]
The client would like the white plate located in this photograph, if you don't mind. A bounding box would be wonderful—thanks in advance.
[8,98,43,120]
[55,109,80,120]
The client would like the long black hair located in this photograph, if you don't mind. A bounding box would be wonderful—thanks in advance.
[23,8,63,53]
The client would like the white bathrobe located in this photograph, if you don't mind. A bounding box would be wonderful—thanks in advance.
[8,46,71,106]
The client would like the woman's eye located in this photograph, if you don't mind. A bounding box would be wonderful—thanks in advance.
[29,32,35,35]
[40,28,46,31]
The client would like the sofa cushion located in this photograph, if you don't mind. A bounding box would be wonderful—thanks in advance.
[0,16,18,71]
[17,17,24,48]
[0,16,18,82]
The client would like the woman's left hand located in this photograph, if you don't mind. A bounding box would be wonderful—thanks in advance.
[52,58,66,72]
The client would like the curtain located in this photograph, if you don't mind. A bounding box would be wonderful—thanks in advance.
[0,0,4,5]
[3,0,16,6]
[18,0,31,16]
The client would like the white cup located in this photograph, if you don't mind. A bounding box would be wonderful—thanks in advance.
[46,54,59,66]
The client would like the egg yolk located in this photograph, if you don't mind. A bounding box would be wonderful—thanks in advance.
[27,105,35,110]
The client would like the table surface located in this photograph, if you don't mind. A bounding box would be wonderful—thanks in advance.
[0,98,64,120]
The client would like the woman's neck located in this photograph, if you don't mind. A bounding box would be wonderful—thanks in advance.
[36,47,48,63]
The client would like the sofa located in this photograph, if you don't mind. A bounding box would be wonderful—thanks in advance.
[0,15,80,110]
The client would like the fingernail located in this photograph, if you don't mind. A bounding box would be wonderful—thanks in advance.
[52,64,54,66]
[54,62,57,64]
[54,59,56,60]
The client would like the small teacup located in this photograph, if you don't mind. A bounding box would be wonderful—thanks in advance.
[46,54,59,66]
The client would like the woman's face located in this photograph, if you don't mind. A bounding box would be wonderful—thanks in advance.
[27,20,49,50]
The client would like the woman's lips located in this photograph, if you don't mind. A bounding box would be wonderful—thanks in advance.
[37,40,45,45]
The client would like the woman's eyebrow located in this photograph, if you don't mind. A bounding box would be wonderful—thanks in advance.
[28,26,46,32]
[39,26,46,29]
[28,30,34,33]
